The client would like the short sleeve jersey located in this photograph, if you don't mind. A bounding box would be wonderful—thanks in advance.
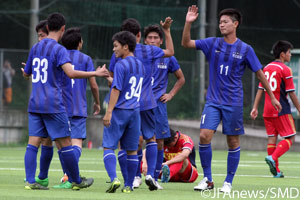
[164,131,196,168]
[67,50,95,117]
[24,38,71,113]
[111,56,145,109]
[195,37,262,106]
[109,43,164,111]
[258,61,295,117]
[152,56,180,101]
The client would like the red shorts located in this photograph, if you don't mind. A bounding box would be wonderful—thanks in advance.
[162,160,198,183]
[264,114,296,138]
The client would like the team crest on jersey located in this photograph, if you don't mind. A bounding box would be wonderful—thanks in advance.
[232,52,242,59]
[157,63,167,69]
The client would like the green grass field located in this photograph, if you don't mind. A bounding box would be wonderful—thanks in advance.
[0,147,299,200]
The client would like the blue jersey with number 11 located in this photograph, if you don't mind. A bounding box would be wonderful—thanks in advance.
[111,56,145,109]
[196,37,262,106]
[24,38,71,113]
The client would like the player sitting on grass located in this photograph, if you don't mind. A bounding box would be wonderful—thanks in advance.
[251,40,300,178]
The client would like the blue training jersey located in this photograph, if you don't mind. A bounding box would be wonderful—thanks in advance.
[109,43,164,111]
[195,37,262,106]
[24,38,71,113]
[62,72,73,117]
[111,56,145,109]
[152,56,180,101]
[67,50,95,117]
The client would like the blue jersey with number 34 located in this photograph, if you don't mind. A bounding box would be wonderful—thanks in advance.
[24,38,71,113]
[196,37,262,106]
[111,56,145,109]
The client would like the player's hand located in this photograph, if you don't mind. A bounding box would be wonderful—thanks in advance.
[21,62,26,66]
[95,64,109,77]
[160,17,173,30]
[93,102,100,115]
[162,162,168,166]
[271,98,282,113]
[160,93,173,103]
[21,68,30,80]
[103,111,112,127]
[250,108,258,120]
[142,163,148,176]
[186,5,199,23]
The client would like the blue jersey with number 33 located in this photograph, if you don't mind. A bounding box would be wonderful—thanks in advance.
[196,37,262,106]
[24,38,71,113]
[112,56,145,109]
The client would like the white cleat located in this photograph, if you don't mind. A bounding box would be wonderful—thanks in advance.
[133,176,142,188]
[194,177,214,191]
[156,181,163,190]
[220,181,232,193]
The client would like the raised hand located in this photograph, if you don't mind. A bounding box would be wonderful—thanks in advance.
[160,16,173,30]
[95,64,109,77]
[186,5,199,23]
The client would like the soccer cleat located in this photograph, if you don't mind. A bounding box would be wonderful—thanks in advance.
[265,156,277,176]
[105,178,121,193]
[72,178,94,190]
[161,165,170,183]
[133,176,142,188]
[121,186,133,193]
[194,177,214,191]
[24,182,49,190]
[145,175,158,191]
[53,181,72,189]
[274,172,284,178]
[60,173,69,183]
[24,177,49,187]
[220,181,232,193]
[156,181,163,190]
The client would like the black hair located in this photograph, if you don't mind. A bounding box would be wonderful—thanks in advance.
[121,18,141,36]
[144,24,163,39]
[272,40,293,59]
[47,12,66,31]
[164,128,177,146]
[61,27,82,50]
[218,8,242,28]
[112,31,136,52]
[35,20,48,35]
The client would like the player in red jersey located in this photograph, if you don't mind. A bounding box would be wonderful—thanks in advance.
[251,40,300,178]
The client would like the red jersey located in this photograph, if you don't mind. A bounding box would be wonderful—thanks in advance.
[258,61,295,117]
[164,131,196,167]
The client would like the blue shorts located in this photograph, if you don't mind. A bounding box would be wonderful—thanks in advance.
[70,116,86,139]
[28,112,71,140]
[200,102,244,135]
[140,109,156,140]
[154,101,170,139]
[102,108,140,151]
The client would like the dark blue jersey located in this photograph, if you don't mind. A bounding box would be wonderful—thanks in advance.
[111,56,145,109]
[109,43,165,111]
[24,38,71,113]
[196,37,262,106]
[152,56,180,101]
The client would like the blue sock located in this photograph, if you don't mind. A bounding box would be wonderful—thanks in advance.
[60,146,81,184]
[58,150,72,183]
[103,149,117,182]
[118,150,127,184]
[24,144,38,184]
[38,145,53,180]
[73,145,82,163]
[135,149,143,177]
[126,154,138,188]
[155,150,164,181]
[199,143,212,181]
[225,146,240,184]
[146,142,157,177]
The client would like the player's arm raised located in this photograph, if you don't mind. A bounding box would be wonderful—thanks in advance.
[181,5,199,48]
[160,17,174,57]
[256,69,282,112]
[62,63,109,78]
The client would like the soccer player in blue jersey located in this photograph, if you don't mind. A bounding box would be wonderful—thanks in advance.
[102,31,145,193]
[50,27,103,189]
[22,12,108,190]
[108,17,174,191]
[138,24,185,189]
[182,6,282,193]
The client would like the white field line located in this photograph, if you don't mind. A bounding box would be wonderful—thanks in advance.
[1,167,300,179]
